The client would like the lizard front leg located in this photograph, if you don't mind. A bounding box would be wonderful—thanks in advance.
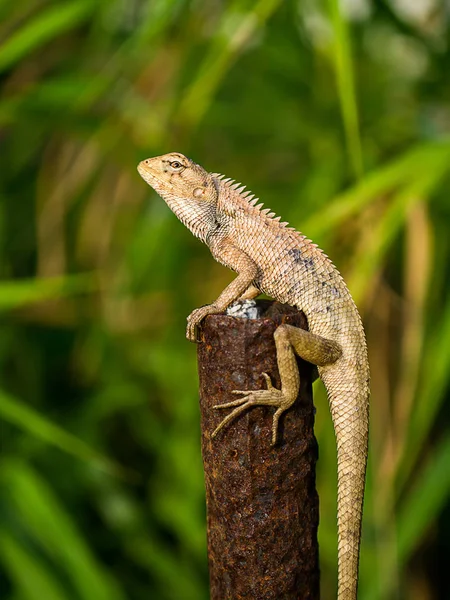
[186,245,258,342]
[212,324,342,445]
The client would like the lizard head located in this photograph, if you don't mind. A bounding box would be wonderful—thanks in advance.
[138,152,219,242]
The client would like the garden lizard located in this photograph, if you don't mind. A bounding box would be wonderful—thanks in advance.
[138,152,370,600]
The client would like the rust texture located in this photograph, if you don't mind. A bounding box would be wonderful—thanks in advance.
[197,301,319,600]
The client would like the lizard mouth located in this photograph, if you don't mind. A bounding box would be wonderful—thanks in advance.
[137,161,155,179]
[138,162,176,199]
[137,162,165,188]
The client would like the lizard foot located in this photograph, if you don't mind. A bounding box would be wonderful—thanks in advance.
[211,373,294,445]
[186,304,221,342]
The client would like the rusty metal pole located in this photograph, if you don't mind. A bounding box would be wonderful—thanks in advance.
[197,301,319,600]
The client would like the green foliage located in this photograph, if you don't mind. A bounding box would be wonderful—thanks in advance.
[0,390,120,476]
[328,0,363,179]
[1,1,449,598]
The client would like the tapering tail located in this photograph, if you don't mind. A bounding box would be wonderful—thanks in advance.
[323,368,370,600]
[335,431,368,599]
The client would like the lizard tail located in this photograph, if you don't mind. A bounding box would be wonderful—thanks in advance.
[336,433,368,599]
[327,378,369,600]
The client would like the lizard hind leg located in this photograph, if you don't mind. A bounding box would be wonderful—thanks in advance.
[211,372,288,445]
[278,324,342,367]
[211,324,342,445]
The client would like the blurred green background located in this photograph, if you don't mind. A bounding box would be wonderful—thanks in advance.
[1,1,449,598]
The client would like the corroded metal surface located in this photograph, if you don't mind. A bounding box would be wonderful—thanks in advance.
[197,302,319,600]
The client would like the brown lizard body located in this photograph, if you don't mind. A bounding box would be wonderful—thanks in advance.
[138,152,370,599]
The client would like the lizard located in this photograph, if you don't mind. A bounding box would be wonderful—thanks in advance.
[138,152,370,600]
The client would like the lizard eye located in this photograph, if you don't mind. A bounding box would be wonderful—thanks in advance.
[169,160,184,172]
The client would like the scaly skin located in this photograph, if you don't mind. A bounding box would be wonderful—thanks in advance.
[138,152,370,599]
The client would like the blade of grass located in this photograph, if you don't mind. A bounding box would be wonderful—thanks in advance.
[0,0,95,73]
[364,434,450,600]
[178,0,282,129]
[348,150,450,302]
[0,390,122,477]
[327,0,363,179]
[397,298,450,493]
[1,460,127,600]
[397,434,450,564]
[0,528,67,600]
[0,273,98,312]
[303,141,450,239]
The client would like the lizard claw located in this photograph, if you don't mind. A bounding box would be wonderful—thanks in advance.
[261,372,274,389]
[186,305,220,342]
[226,372,273,399]
[213,396,249,409]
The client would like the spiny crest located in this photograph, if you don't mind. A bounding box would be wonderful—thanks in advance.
[212,171,292,229]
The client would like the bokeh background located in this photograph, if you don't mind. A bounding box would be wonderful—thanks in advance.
[1,1,450,598]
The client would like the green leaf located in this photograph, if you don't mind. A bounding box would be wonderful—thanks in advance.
[397,435,450,563]
[0,460,126,600]
[0,1,95,73]
[0,273,98,312]
[398,299,450,492]
[0,389,121,477]
[0,529,67,600]
[348,152,450,302]
[178,0,283,128]
[304,141,450,239]
[327,0,363,179]
[369,436,450,600]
